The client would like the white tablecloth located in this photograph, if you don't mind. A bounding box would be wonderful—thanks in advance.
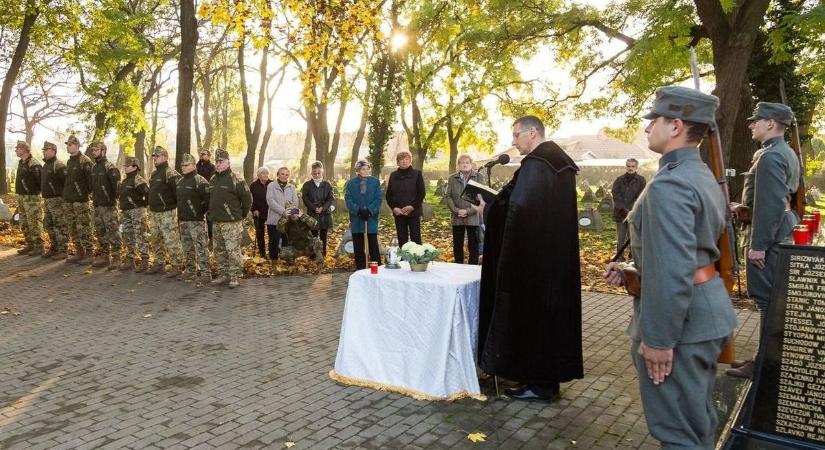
[330,262,484,400]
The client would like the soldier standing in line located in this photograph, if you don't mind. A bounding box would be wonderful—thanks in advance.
[726,102,800,379]
[208,150,251,288]
[604,86,737,449]
[197,148,216,243]
[40,141,68,259]
[62,135,95,264]
[118,156,151,272]
[89,142,123,269]
[277,205,324,265]
[147,146,185,277]
[176,153,212,283]
[14,141,44,256]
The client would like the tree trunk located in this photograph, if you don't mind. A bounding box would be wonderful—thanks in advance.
[133,129,146,162]
[239,43,269,182]
[193,89,202,150]
[327,98,349,180]
[446,114,463,174]
[308,104,331,179]
[257,88,274,169]
[202,74,214,150]
[726,85,757,201]
[175,0,198,172]
[299,119,313,178]
[410,97,426,170]
[0,0,39,194]
[350,103,369,177]
[93,112,107,141]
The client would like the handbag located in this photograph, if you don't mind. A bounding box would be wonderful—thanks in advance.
[612,238,640,297]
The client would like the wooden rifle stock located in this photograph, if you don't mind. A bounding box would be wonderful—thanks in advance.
[780,78,806,219]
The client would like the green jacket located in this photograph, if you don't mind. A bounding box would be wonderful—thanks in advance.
[41,157,66,199]
[118,171,149,210]
[91,157,120,207]
[276,214,318,250]
[15,155,42,195]
[208,169,251,222]
[148,162,181,212]
[63,152,93,203]
[176,171,210,221]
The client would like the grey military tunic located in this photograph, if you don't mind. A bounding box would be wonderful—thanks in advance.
[745,136,800,307]
[626,147,737,449]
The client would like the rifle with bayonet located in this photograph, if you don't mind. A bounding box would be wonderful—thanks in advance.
[779,78,806,219]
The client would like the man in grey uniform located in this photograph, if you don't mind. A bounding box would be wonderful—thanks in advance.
[604,86,737,449]
[726,102,800,379]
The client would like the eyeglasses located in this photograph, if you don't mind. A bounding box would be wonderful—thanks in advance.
[512,129,531,138]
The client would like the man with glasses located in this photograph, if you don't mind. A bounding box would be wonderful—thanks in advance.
[611,158,646,260]
[146,146,184,277]
[726,102,800,379]
[477,115,583,403]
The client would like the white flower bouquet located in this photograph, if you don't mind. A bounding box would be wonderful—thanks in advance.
[399,242,440,267]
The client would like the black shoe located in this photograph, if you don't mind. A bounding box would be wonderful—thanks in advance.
[725,361,754,379]
[729,359,753,369]
[505,385,560,403]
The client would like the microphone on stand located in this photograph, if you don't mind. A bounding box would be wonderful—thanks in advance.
[482,154,510,169]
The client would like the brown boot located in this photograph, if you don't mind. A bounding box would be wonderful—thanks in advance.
[725,360,754,379]
[27,247,44,257]
[210,275,229,286]
[144,264,164,275]
[52,251,67,261]
[197,274,212,285]
[165,268,182,278]
[119,259,135,271]
[134,259,149,273]
[17,246,33,255]
[177,270,195,281]
[107,255,120,271]
[91,255,109,267]
[41,249,56,259]
[66,249,85,264]
[228,277,240,289]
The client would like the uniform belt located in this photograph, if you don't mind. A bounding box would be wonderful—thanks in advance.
[693,263,717,285]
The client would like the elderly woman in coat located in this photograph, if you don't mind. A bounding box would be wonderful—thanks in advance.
[444,154,486,264]
[301,161,336,257]
[344,160,382,269]
[265,166,298,259]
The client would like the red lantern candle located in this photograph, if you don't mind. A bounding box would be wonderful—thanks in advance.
[793,224,811,245]
[813,210,821,233]
[803,214,817,237]
[369,261,378,274]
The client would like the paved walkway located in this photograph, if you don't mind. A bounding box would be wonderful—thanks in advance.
[0,249,759,449]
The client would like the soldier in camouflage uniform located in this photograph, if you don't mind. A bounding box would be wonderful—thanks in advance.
[89,142,123,269]
[176,153,212,282]
[40,141,68,259]
[14,141,44,255]
[147,146,185,277]
[276,206,324,265]
[62,135,95,264]
[118,156,150,271]
[209,150,252,288]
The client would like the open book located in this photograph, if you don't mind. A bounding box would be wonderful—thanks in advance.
[460,179,499,206]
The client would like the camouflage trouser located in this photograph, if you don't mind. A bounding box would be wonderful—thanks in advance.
[281,238,324,265]
[122,207,149,261]
[148,209,183,268]
[213,221,243,278]
[180,220,210,274]
[17,194,43,248]
[64,201,93,253]
[93,206,122,255]
[43,197,68,253]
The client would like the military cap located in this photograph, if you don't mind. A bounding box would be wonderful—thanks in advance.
[215,149,230,160]
[643,85,719,126]
[180,153,196,166]
[151,145,168,157]
[199,148,211,155]
[747,102,794,126]
[15,140,29,150]
[124,156,140,168]
[65,135,80,146]
[89,141,106,152]
[42,141,57,151]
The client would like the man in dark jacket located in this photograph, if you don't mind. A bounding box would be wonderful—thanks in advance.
[15,141,44,256]
[301,161,335,257]
[147,146,184,276]
[209,149,252,288]
[385,151,425,246]
[611,158,646,260]
[197,148,216,242]
[89,142,122,269]
[119,157,150,271]
[478,115,583,402]
[177,153,211,282]
[62,135,95,264]
[249,166,274,259]
[40,141,68,259]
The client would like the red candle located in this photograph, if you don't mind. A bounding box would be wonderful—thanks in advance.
[369,262,378,274]
[813,210,821,233]
[803,214,817,237]
[793,224,810,245]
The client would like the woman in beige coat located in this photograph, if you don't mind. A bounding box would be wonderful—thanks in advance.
[443,154,486,264]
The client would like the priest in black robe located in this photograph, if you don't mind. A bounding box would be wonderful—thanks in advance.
[478,115,583,402]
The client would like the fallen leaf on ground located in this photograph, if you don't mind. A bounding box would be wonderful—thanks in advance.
[83,270,93,275]
[467,432,486,443]
[163,304,171,311]
[62,274,70,277]
[143,313,152,318]
[47,299,54,303]
[284,442,295,448]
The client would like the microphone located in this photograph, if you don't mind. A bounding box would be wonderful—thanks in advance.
[482,154,510,169]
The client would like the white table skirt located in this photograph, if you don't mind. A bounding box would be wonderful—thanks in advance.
[330,261,484,400]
